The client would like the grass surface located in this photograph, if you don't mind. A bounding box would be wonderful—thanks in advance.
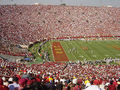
[41,41,54,61]
[29,40,120,62]
[28,42,43,64]
[60,40,120,61]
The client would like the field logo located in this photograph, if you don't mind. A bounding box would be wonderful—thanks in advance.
[52,42,69,61]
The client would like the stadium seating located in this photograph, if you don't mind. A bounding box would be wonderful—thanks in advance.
[0,58,120,89]
[0,5,120,90]
[0,5,120,46]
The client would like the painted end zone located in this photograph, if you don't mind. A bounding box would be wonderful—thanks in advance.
[52,42,69,62]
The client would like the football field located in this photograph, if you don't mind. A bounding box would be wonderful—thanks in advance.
[41,40,120,62]
[60,40,120,61]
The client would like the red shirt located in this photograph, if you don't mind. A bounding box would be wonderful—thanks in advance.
[77,79,82,84]
[108,84,116,90]
[73,85,82,90]
[93,79,99,85]
[0,85,9,90]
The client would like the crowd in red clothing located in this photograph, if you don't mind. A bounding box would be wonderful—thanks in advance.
[0,57,120,90]
[0,5,120,45]
[0,5,120,60]
[0,50,32,57]
[0,4,120,90]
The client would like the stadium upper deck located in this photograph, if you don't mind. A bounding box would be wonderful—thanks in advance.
[0,5,120,45]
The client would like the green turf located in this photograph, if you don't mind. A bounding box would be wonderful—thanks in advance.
[29,40,120,62]
[28,42,43,64]
[60,40,120,61]
[41,41,54,61]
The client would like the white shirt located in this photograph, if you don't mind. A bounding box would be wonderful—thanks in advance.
[85,85,101,90]
[72,78,77,84]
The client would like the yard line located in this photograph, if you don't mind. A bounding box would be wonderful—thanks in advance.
[73,41,91,60]
[97,41,115,58]
[50,41,55,61]
[62,41,78,61]
[117,54,120,56]
[68,41,79,60]
[82,41,102,60]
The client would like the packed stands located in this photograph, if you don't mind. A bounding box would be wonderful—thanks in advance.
[0,5,120,46]
[0,58,120,90]
[0,4,120,90]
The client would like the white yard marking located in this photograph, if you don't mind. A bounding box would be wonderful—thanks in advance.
[92,55,96,57]
[105,55,109,56]
[117,54,120,56]
[79,56,84,57]
[63,41,78,60]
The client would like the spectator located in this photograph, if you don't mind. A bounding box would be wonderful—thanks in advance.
[108,80,116,90]
[0,78,9,90]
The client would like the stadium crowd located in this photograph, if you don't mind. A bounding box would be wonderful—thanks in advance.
[0,4,120,90]
[0,58,120,90]
[0,5,120,45]
[0,50,32,57]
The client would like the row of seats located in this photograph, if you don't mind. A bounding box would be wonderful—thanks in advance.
[0,58,120,89]
[0,5,120,45]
